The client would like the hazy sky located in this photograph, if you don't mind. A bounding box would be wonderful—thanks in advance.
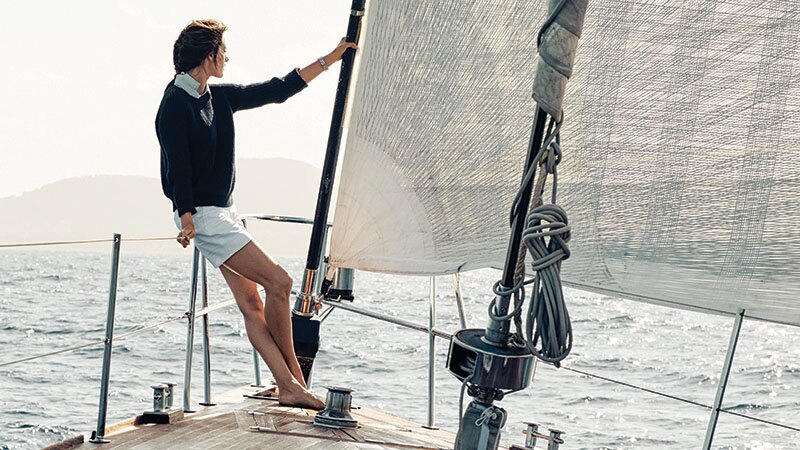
[0,0,352,197]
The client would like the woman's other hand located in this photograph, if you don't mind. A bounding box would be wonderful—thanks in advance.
[299,38,358,84]
[327,38,358,63]
[177,212,195,248]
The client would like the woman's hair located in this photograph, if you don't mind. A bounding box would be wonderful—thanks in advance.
[173,19,227,73]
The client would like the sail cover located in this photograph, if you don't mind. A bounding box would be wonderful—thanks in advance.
[329,1,800,325]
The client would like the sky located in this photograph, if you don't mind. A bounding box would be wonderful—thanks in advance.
[0,0,352,197]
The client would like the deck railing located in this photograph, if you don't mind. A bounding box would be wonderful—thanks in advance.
[2,218,799,447]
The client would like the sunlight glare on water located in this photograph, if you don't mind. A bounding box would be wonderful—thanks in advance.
[0,249,798,449]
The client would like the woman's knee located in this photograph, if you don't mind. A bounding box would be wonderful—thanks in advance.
[237,292,264,317]
[266,269,293,298]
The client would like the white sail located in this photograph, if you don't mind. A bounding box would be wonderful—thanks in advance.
[330,0,541,275]
[329,1,800,325]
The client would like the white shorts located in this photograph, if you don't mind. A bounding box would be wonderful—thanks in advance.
[173,205,253,268]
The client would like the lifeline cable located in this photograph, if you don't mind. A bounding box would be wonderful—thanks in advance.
[0,297,239,369]
[0,314,186,368]
[0,236,176,248]
[556,365,800,434]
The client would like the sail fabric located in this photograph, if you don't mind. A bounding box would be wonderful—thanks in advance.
[329,1,800,326]
[329,0,542,275]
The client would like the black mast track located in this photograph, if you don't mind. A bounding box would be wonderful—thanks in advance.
[484,106,548,346]
[502,107,547,288]
[291,0,366,383]
[304,0,365,275]
[293,0,365,317]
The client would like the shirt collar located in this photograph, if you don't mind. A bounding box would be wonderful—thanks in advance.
[174,73,211,99]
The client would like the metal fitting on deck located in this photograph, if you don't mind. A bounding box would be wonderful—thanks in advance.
[314,386,358,429]
[164,382,177,409]
[151,384,168,412]
[327,267,355,300]
[547,428,565,450]
[509,422,564,450]
[524,422,541,449]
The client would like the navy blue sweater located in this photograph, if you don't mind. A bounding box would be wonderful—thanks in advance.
[157,69,307,216]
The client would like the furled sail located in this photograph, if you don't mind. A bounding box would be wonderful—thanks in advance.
[329,1,800,326]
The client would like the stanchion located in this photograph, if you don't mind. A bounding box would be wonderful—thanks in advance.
[89,233,122,444]
[182,246,201,413]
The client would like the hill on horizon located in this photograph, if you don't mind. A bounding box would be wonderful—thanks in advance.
[0,158,324,258]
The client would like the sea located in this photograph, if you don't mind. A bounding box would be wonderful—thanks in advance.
[0,248,798,450]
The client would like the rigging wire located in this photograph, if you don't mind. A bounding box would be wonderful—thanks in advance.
[0,314,185,369]
[0,297,239,369]
[0,238,114,248]
[718,409,800,434]
[0,236,177,248]
[556,365,800,434]
[560,366,710,409]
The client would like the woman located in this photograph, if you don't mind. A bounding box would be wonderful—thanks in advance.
[156,19,355,410]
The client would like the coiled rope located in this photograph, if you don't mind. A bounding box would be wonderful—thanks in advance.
[489,111,573,366]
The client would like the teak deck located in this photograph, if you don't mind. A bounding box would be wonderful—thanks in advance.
[54,386,455,450]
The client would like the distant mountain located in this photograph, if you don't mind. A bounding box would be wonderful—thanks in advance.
[0,158,323,257]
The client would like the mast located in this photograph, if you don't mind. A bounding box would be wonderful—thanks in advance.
[447,1,588,448]
[291,0,366,383]
[484,107,548,345]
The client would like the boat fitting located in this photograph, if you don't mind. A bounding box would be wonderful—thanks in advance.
[164,382,177,409]
[547,429,565,450]
[327,267,355,300]
[150,384,168,412]
[314,386,358,429]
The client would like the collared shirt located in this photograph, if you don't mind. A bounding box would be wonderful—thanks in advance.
[174,73,214,126]
[174,72,212,99]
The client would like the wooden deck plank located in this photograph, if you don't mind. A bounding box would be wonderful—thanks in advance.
[65,386,454,450]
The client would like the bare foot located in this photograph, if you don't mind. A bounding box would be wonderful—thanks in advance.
[278,383,325,410]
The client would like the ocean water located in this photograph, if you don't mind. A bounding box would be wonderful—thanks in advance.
[0,248,798,450]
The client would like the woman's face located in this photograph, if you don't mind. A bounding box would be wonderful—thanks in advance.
[211,39,228,78]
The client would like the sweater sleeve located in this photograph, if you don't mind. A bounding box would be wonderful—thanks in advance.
[218,69,308,112]
[158,99,196,216]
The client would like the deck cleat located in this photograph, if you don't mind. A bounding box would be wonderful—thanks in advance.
[150,384,169,413]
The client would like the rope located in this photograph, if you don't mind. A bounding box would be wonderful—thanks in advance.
[510,237,528,347]
[0,236,176,248]
[490,114,573,366]
[455,373,474,446]
[113,313,189,340]
[523,202,572,364]
[489,0,574,364]
[475,405,501,427]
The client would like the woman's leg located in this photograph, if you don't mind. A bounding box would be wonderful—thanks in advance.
[221,241,307,389]
[219,262,322,409]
